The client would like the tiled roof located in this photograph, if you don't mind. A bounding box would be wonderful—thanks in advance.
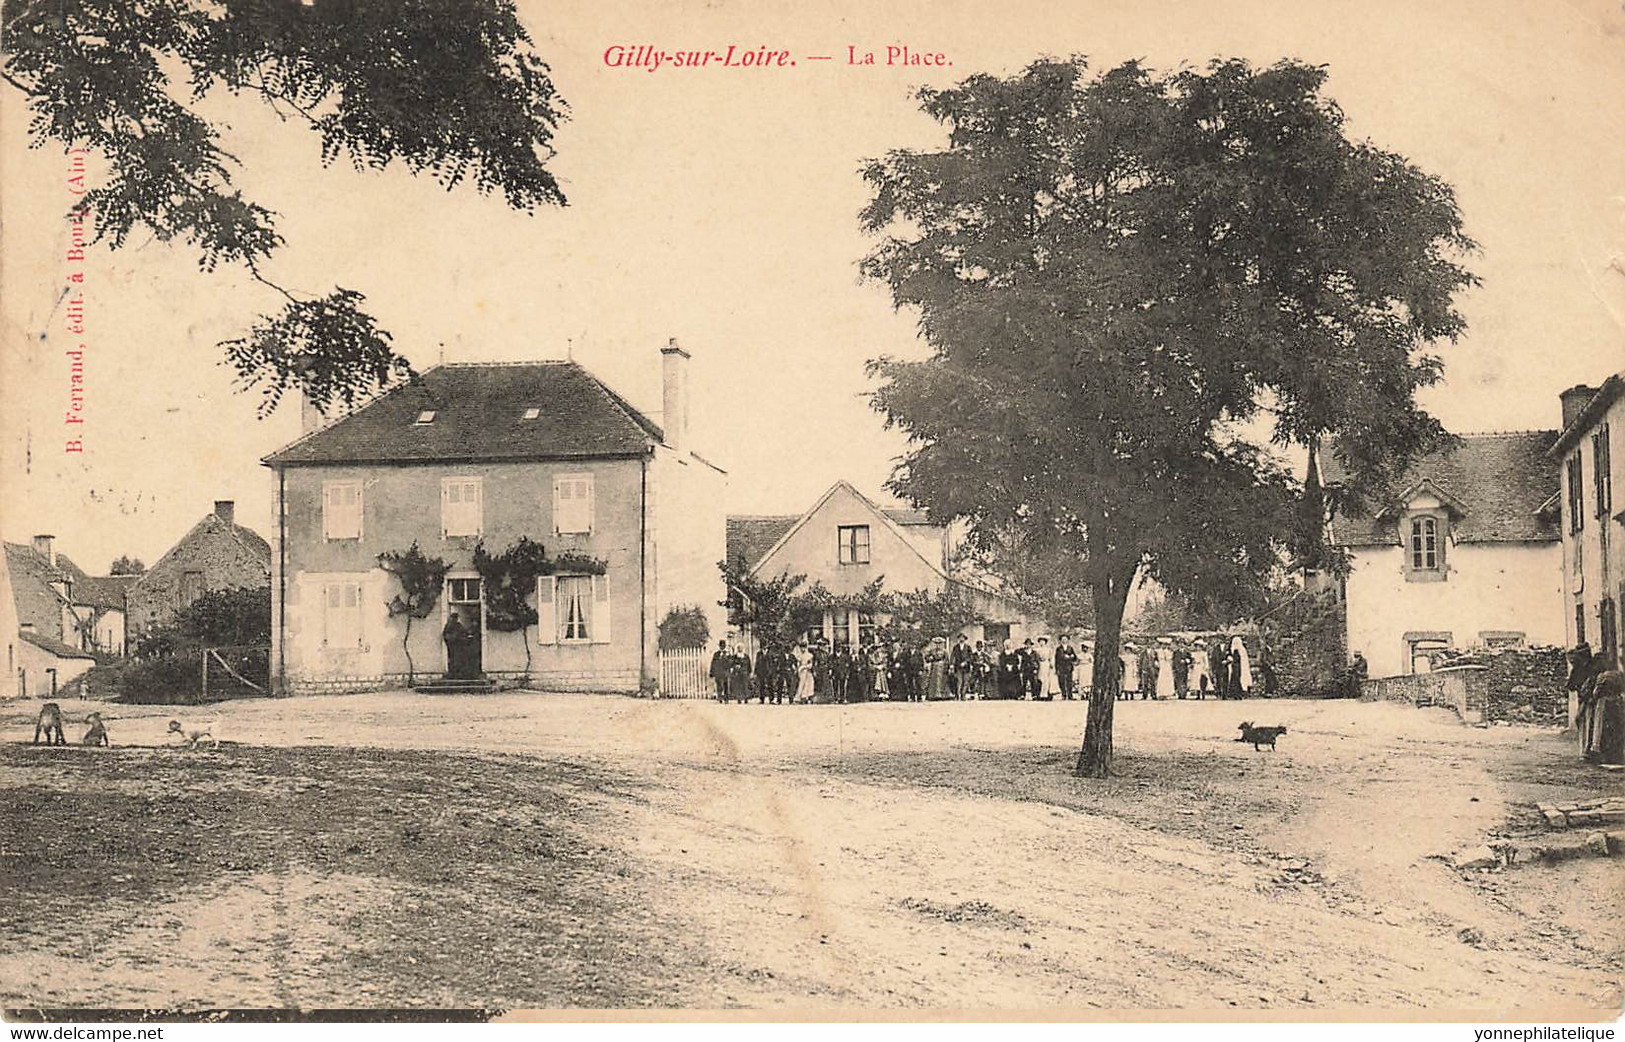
[72,574,138,609]
[1323,431,1560,546]
[726,516,798,570]
[19,629,96,660]
[5,542,68,638]
[263,362,663,466]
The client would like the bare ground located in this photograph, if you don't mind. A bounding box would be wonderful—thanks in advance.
[0,693,1620,1012]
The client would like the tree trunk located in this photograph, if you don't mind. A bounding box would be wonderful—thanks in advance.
[403,615,416,687]
[1077,563,1135,777]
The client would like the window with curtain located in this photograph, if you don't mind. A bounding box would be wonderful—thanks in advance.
[559,575,593,642]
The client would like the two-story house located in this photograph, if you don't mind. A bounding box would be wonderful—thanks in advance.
[262,345,727,695]
[726,480,1027,648]
[1548,375,1623,669]
[1322,431,1565,678]
[3,537,97,695]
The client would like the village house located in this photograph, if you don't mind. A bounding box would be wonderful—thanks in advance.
[3,536,99,696]
[1549,375,1624,668]
[1321,430,1565,678]
[124,501,273,640]
[261,344,727,695]
[726,480,1028,648]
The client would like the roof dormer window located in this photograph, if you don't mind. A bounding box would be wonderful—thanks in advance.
[521,408,541,421]
[1403,512,1448,582]
[414,410,437,425]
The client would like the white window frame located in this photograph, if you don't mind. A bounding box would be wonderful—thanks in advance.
[558,574,594,643]
[441,476,483,538]
[322,480,364,541]
[536,573,611,645]
[553,473,595,535]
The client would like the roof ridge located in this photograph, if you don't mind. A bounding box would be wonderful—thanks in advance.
[438,359,571,368]
[1451,429,1558,439]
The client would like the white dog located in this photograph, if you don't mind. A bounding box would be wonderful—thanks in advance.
[167,718,221,750]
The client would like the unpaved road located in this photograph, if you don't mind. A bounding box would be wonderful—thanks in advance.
[1,693,1620,1012]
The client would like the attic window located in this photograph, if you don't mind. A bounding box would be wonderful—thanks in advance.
[414,410,437,425]
[521,408,541,421]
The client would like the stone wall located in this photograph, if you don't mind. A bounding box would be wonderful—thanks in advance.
[1262,591,1348,697]
[1359,646,1569,725]
[1429,645,1569,724]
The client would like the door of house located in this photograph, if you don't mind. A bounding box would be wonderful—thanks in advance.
[447,577,484,676]
[983,622,1011,647]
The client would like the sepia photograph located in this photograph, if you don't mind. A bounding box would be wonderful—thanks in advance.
[0,0,1622,1024]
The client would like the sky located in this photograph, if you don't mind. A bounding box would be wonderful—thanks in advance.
[2,0,1622,573]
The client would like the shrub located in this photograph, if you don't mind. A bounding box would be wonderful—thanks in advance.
[658,605,711,650]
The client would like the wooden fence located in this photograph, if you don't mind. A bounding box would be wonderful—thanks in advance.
[658,646,713,699]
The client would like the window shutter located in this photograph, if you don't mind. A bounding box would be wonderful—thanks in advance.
[585,478,596,534]
[441,482,451,538]
[551,479,562,535]
[592,573,611,644]
[536,576,557,645]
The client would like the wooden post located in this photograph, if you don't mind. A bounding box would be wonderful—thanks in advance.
[202,650,209,702]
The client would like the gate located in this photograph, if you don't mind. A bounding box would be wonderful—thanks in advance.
[658,646,712,699]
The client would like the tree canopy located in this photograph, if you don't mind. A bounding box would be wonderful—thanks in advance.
[3,0,567,414]
[860,57,1476,775]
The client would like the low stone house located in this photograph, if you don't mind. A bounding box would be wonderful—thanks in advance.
[125,501,272,640]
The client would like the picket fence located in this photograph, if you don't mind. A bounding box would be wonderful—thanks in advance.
[658,646,713,699]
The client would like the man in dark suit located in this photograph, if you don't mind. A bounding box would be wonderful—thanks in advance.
[950,634,974,699]
[1055,635,1079,700]
[754,644,775,704]
[709,640,732,702]
[1019,638,1040,699]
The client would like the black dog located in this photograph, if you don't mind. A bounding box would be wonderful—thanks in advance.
[1236,721,1287,751]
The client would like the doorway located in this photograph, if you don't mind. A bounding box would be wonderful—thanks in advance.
[446,577,484,677]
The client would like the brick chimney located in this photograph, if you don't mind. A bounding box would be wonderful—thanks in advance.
[214,500,236,525]
[1561,384,1598,433]
[31,534,54,567]
[300,392,326,435]
[660,339,690,452]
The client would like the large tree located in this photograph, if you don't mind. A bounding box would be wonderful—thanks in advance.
[2,0,567,414]
[860,57,1476,776]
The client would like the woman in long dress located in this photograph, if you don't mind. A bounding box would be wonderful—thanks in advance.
[1035,637,1058,699]
[1191,646,1211,700]
[1231,636,1253,695]
[1119,645,1140,699]
[1077,643,1094,699]
[794,643,816,703]
[924,637,950,700]
[869,642,890,700]
[1154,640,1175,700]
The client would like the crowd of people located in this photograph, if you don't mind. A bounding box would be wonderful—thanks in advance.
[706,631,1279,704]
